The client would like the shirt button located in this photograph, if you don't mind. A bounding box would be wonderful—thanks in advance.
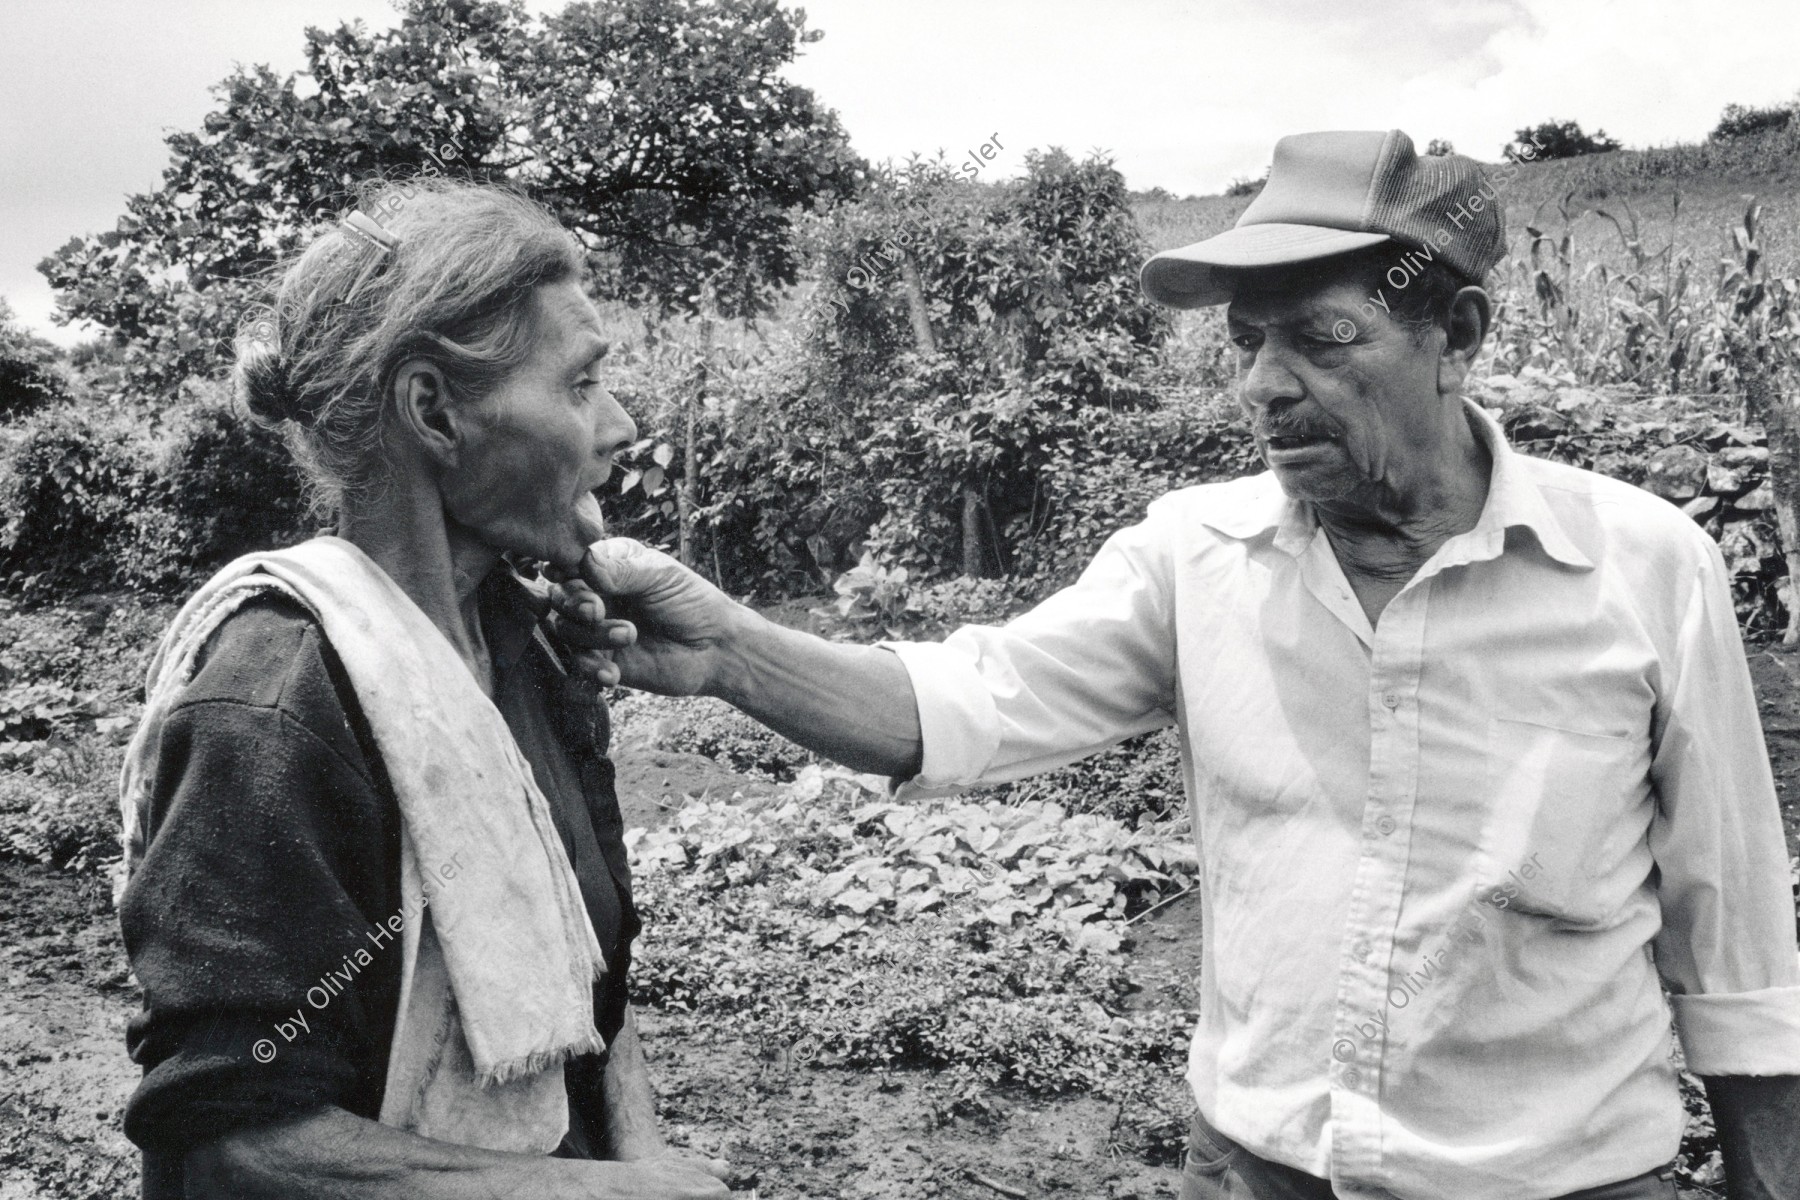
[1376,816,1397,836]
[1342,1066,1362,1087]
[1382,692,1400,709]
[1353,939,1372,962]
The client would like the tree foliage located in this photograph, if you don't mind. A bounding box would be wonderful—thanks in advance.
[0,300,67,421]
[1504,119,1621,162]
[39,0,863,403]
[1711,101,1796,142]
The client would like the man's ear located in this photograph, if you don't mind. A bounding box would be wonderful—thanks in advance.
[1438,286,1493,397]
[390,359,461,468]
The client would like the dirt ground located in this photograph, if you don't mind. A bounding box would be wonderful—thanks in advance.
[0,738,1185,1200]
[4,645,1798,1199]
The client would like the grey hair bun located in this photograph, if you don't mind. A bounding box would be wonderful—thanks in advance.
[235,320,306,425]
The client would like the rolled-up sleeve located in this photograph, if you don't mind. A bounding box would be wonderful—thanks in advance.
[883,499,1181,799]
[1648,543,1800,1076]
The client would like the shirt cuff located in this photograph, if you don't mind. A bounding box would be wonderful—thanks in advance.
[877,639,1002,799]
[1671,979,1800,1075]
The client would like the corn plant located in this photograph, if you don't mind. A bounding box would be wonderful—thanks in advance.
[1716,200,1800,642]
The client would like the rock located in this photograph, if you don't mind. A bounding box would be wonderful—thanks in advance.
[1641,445,1710,502]
[1682,495,1720,520]
[1734,482,1775,512]
[1503,406,1569,442]
[1721,445,1770,469]
[1707,463,1751,496]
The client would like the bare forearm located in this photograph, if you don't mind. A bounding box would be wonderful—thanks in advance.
[1703,1073,1800,1200]
[707,609,923,778]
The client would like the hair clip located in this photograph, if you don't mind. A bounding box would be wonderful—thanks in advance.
[340,210,400,255]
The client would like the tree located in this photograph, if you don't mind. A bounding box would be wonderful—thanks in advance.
[1711,101,1795,141]
[1503,119,1621,162]
[1224,171,1266,197]
[39,0,864,403]
[520,0,864,319]
[1424,138,1455,156]
[0,299,67,420]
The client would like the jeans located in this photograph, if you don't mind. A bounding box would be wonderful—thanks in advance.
[1176,1112,1680,1200]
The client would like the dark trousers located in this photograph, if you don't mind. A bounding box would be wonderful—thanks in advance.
[1178,1112,1679,1200]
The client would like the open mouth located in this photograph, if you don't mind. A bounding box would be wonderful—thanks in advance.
[1265,433,1335,450]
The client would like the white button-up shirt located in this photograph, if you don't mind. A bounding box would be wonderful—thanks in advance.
[885,402,1800,1199]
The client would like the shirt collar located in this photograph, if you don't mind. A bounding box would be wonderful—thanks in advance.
[1458,400,1593,570]
[1198,399,1594,571]
[478,563,549,677]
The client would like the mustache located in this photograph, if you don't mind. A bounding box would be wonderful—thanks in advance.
[1255,416,1338,440]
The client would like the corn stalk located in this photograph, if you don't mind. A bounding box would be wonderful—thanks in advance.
[1721,200,1800,643]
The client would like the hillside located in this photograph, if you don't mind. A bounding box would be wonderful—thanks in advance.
[1132,123,1800,273]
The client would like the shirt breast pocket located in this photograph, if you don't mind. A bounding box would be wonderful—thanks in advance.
[1478,716,1649,926]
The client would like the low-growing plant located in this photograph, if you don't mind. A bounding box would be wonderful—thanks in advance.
[0,735,123,870]
[612,691,817,781]
[627,768,1198,1111]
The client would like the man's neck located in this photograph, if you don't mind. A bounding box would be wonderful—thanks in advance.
[337,486,503,693]
[1314,405,1493,624]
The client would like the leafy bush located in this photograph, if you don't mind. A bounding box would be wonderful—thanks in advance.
[601,149,1175,593]
[906,575,1037,634]
[1009,394,1257,593]
[119,400,309,594]
[1711,101,1795,141]
[0,300,68,421]
[0,405,144,595]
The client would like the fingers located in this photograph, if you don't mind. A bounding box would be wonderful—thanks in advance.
[551,578,606,625]
[572,647,620,687]
[549,611,636,651]
[578,536,671,599]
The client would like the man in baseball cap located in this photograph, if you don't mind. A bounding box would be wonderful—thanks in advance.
[558,130,1800,1199]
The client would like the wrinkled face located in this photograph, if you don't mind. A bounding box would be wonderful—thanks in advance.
[1226,269,1445,508]
[440,279,637,567]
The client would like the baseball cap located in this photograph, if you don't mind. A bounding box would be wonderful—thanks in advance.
[1140,130,1506,308]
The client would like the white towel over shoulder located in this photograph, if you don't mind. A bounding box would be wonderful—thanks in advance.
[121,536,606,1152]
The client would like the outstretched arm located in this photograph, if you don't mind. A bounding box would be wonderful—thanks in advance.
[556,538,922,778]
[556,511,1180,794]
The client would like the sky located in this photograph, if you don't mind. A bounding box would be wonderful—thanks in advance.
[4,0,1799,347]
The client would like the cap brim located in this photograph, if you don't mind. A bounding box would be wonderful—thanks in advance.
[1140,225,1392,308]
